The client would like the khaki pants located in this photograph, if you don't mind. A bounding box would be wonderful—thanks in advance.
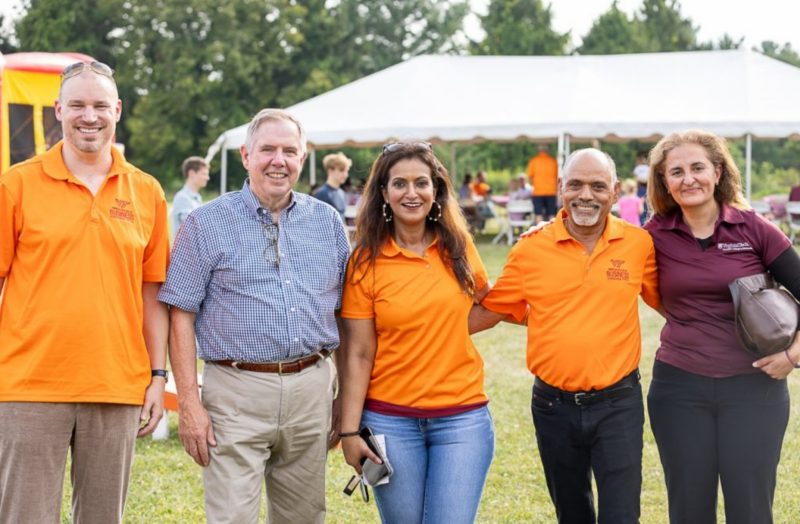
[202,357,335,524]
[0,402,140,524]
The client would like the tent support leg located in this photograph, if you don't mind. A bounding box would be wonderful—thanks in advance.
[310,149,317,186]
[450,144,457,181]
[745,133,752,201]
[221,148,228,195]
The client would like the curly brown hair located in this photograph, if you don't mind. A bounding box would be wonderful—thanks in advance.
[647,130,748,216]
[350,143,477,297]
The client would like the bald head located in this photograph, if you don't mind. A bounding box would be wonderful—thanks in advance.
[561,148,617,188]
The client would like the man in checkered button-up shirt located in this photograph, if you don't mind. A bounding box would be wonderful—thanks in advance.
[159,108,349,524]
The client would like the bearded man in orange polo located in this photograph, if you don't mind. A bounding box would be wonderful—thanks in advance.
[0,61,169,523]
[471,148,661,524]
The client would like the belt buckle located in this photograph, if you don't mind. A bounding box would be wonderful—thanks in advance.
[231,361,240,370]
[574,392,586,405]
[278,361,284,374]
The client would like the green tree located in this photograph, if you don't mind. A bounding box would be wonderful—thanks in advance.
[472,0,568,55]
[759,40,800,68]
[636,0,698,52]
[14,0,123,65]
[579,1,642,55]
[0,14,19,53]
[332,0,469,79]
[118,0,313,184]
[714,33,744,50]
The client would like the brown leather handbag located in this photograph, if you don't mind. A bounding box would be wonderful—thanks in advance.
[729,273,800,358]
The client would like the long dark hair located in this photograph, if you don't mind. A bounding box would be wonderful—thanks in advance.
[350,143,477,297]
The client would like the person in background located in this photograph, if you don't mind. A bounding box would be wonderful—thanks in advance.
[339,142,495,524]
[0,60,169,523]
[789,182,800,221]
[527,144,558,222]
[509,175,533,201]
[618,178,644,226]
[459,173,482,233]
[313,151,352,222]
[171,156,210,241]
[518,172,533,194]
[459,172,474,200]
[470,170,492,199]
[645,130,800,524]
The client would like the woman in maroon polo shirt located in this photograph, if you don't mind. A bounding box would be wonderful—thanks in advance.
[643,130,800,524]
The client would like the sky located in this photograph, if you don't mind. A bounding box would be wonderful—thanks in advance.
[2,0,799,54]
[467,0,800,52]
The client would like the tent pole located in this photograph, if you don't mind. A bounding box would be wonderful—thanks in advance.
[310,148,317,186]
[557,134,565,178]
[745,134,752,201]
[450,144,457,180]
[221,148,228,194]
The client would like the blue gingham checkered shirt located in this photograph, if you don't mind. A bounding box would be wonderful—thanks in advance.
[158,180,350,362]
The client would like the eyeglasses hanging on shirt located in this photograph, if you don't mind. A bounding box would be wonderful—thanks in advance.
[262,223,281,267]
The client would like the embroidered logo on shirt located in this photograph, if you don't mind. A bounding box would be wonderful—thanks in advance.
[606,259,629,281]
[110,198,135,223]
[716,242,753,252]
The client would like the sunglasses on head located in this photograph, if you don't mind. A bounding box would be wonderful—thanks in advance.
[382,142,432,155]
[61,61,115,81]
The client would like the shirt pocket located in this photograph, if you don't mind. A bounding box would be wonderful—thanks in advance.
[293,239,341,292]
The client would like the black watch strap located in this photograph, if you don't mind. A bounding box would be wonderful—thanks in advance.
[151,369,169,380]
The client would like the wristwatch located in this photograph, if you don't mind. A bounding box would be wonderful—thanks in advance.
[151,369,169,380]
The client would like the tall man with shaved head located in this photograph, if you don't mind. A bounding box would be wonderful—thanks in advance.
[471,149,661,524]
[0,62,170,523]
[159,108,349,523]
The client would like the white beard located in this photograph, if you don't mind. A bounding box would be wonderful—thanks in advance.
[569,203,602,226]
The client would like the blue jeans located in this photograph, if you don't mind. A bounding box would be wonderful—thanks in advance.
[360,406,495,524]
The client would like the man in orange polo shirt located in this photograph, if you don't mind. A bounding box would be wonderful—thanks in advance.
[527,144,559,222]
[0,61,169,523]
[472,148,660,524]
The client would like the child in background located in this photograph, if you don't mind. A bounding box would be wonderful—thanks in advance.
[618,178,644,226]
[509,174,532,201]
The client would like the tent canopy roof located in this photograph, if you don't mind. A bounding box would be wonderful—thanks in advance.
[209,49,800,158]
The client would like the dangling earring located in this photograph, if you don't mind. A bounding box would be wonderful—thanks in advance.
[382,202,393,222]
[428,201,443,222]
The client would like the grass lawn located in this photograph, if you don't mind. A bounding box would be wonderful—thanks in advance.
[62,239,800,523]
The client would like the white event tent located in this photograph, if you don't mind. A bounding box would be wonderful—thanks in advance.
[207,49,800,199]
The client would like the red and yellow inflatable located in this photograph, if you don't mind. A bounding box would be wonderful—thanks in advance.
[0,51,94,173]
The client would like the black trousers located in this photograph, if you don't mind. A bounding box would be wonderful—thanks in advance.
[648,361,790,524]
[531,380,644,524]
[532,195,557,221]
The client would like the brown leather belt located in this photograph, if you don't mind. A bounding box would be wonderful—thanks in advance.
[211,348,332,375]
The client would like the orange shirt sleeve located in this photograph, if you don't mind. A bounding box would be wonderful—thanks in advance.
[480,240,529,321]
[640,240,661,310]
[341,258,375,319]
[142,184,170,283]
[0,179,20,278]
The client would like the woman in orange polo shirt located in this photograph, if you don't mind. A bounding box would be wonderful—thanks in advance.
[339,142,494,523]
